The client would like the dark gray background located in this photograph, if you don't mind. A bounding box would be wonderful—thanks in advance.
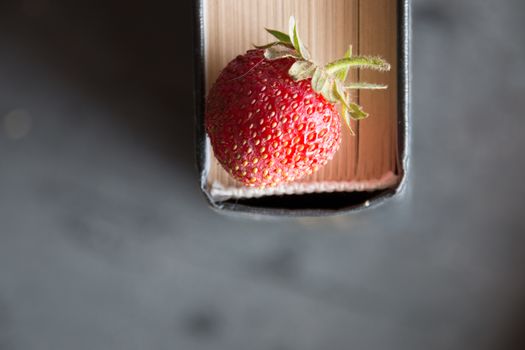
[1,0,524,349]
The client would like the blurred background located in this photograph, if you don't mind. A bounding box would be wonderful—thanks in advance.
[0,0,524,349]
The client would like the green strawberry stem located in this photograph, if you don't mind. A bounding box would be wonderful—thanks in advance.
[255,16,391,134]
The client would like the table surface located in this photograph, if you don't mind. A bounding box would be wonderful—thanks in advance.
[1,0,524,349]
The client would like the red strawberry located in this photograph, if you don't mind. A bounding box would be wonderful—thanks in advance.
[205,17,390,188]
[206,49,341,187]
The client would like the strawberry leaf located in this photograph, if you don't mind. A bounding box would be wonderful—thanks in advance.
[264,44,300,60]
[311,67,329,93]
[288,60,316,81]
[321,77,337,103]
[334,80,350,109]
[346,82,388,90]
[326,56,391,74]
[289,16,311,60]
[254,41,280,49]
[349,103,369,120]
[312,68,339,102]
[265,28,292,44]
[335,46,353,82]
[341,103,356,135]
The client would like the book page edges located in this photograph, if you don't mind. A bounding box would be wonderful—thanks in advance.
[208,171,399,200]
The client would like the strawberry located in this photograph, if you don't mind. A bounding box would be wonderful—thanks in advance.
[206,49,341,187]
[205,17,390,188]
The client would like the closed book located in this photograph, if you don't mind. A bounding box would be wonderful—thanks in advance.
[194,0,411,216]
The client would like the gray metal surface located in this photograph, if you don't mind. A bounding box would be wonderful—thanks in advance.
[0,0,524,349]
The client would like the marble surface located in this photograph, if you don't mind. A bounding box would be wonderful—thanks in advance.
[0,0,524,349]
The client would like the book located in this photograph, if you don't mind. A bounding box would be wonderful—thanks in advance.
[195,0,409,214]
